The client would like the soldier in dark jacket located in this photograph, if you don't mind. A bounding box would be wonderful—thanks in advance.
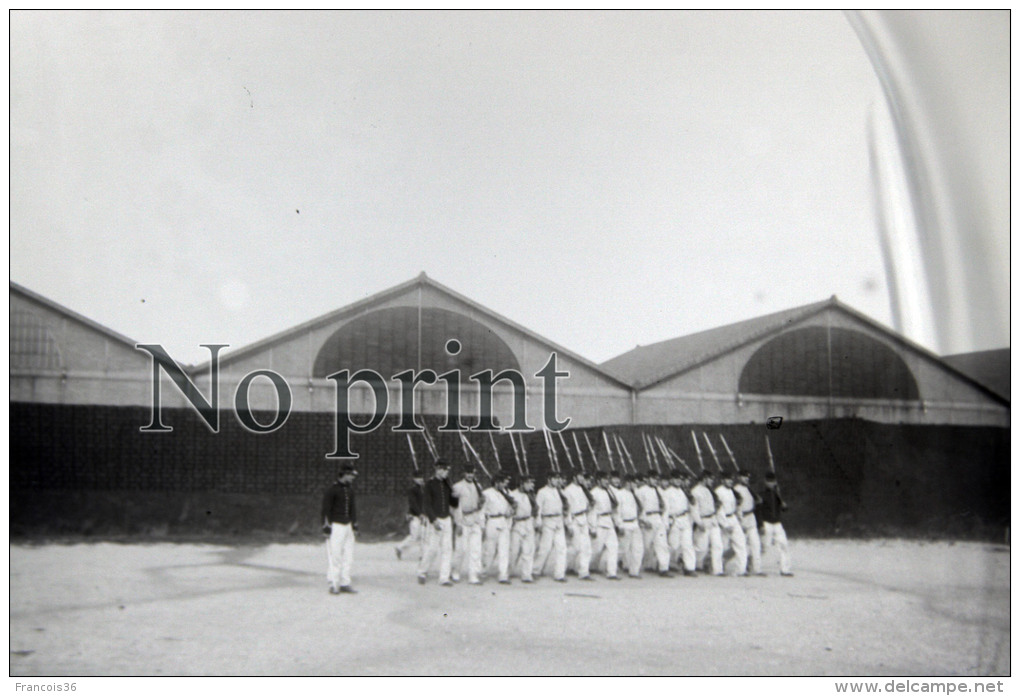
[417,460,458,585]
[759,471,792,576]
[322,463,359,594]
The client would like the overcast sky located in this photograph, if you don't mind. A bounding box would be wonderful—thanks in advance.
[9,11,1008,367]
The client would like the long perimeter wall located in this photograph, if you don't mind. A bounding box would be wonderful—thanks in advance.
[9,402,1009,540]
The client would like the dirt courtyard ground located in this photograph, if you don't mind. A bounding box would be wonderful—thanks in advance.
[9,538,1009,676]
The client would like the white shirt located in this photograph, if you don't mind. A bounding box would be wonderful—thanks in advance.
[482,487,514,518]
[663,486,690,517]
[562,482,591,516]
[589,487,616,528]
[535,485,564,517]
[714,485,738,517]
[690,483,717,517]
[614,487,639,524]
[452,478,484,518]
[733,483,756,515]
[635,484,664,515]
[509,489,533,520]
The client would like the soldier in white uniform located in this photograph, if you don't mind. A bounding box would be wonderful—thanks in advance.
[691,470,724,576]
[664,469,697,576]
[734,470,764,576]
[562,470,595,580]
[589,470,620,579]
[613,473,644,578]
[714,472,749,576]
[508,474,538,583]
[635,471,673,577]
[481,473,516,584]
[533,472,568,582]
[451,463,485,584]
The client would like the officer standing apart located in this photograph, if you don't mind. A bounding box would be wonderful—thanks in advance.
[418,459,457,586]
[322,463,359,595]
[760,471,793,576]
[451,462,485,585]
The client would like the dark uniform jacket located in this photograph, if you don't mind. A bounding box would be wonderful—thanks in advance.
[322,481,357,526]
[407,482,425,517]
[423,477,457,523]
[758,486,785,524]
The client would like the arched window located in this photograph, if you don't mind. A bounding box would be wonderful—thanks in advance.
[738,326,919,400]
[312,306,521,379]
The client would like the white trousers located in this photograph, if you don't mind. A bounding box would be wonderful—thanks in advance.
[591,521,619,577]
[741,514,763,574]
[762,521,791,574]
[667,516,696,572]
[509,519,537,581]
[452,514,484,582]
[418,517,453,583]
[567,515,593,578]
[325,522,355,588]
[718,514,748,575]
[396,516,425,559]
[535,517,567,580]
[618,521,644,577]
[641,513,670,572]
[694,517,724,575]
[483,518,512,581]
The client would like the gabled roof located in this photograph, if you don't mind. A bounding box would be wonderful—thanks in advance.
[192,273,633,389]
[601,299,832,389]
[942,348,1010,400]
[10,280,141,351]
[601,296,1010,405]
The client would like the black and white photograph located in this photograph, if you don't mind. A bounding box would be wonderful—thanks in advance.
[8,10,1010,685]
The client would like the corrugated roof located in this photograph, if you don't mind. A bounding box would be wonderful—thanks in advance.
[942,348,1010,400]
[601,299,833,388]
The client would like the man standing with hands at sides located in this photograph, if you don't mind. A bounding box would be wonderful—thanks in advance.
[589,469,620,580]
[395,472,426,561]
[734,470,764,576]
[562,470,595,580]
[691,470,724,576]
[613,473,644,579]
[418,459,457,586]
[534,471,568,582]
[322,463,359,595]
[508,474,538,583]
[481,473,516,584]
[760,471,793,576]
[451,462,486,585]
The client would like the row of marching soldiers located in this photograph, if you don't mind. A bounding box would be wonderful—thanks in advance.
[396,430,793,585]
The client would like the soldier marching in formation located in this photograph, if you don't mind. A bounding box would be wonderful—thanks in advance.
[383,430,795,590]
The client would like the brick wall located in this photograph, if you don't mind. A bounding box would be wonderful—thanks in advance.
[9,402,1010,539]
